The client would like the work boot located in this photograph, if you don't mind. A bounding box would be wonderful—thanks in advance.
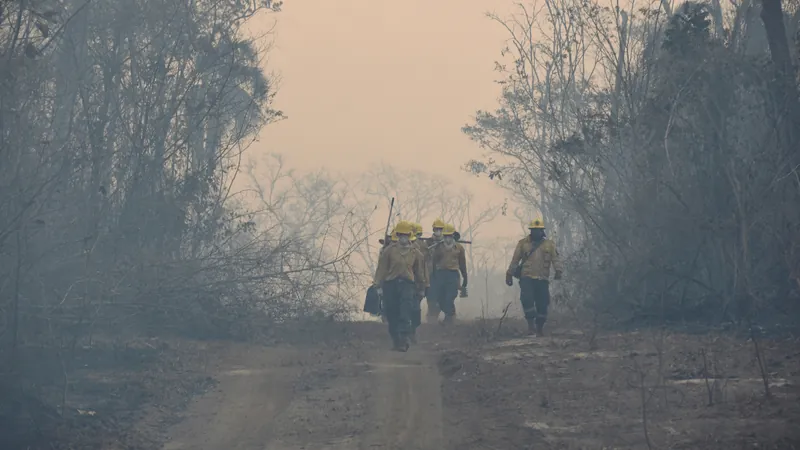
[392,337,409,352]
[442,314,455,326]
[526,319,537,336]
[535,317,546,337]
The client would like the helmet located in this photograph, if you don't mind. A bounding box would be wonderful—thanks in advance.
[528,218,545,229]
[413,223,423,235]
[394,220,414,235]
[443,224,456,236]
[390,231,398,242]
[432,218,446,229]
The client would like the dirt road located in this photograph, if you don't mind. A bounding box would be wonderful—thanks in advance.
[162,325,445,450]
[157,320,800,450]
[8,318,798,449]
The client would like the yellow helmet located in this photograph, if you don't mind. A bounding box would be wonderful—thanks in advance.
[413,223,423,235]
[443,224,456,236]
[394,220,414,235]
[432,218,446,229]
[528,218,545,229]
[390,231,399,242]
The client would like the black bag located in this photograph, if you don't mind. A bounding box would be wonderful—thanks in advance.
[363,285,382,315]
[512,240,543,279]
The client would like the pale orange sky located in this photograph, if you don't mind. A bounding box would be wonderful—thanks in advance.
[246,0,526,237]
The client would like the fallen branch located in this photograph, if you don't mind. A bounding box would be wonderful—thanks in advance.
[495,301,513,336]
[750,326,772,399]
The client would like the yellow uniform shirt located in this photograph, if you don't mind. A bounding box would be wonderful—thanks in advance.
[373,244,426,291]
[506,237,563,280]
[413,239,430,288]
[432,243,467,275]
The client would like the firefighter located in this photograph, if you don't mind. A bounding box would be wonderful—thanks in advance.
[374,227,415,322]
[409,223,429,342]
[430,224,468,325]
[379,227,397,253]
[373,220,426,351]
[425,218,447,322]
[431,218,445,242]
[414,223,424,241]
[505,218,563,336]
[372,229,398,323]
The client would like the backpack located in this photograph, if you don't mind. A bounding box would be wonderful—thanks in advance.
[363,285,382,315]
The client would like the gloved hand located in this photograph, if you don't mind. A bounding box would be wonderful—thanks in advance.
[376,287,383,296]
[554,270,563,280]
[460,286,468,298]
[505,274,513,287]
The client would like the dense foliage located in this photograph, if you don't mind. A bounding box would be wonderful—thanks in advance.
[465,0,800,325]
[0,0,367,382]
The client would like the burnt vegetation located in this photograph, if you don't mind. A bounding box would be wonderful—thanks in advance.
[464,0,800,330]
[455,2,800,445]
[2,0,800,448]
[0,0,361,447]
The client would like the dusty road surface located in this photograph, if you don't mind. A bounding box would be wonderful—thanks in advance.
[156,320,800,450]
[10,318,799,449]
[161,323,445,450]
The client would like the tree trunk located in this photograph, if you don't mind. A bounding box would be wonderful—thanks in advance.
[612,11,628,124]
[52,0,88,146]
[760,0,800,156]
[710,0,726,39]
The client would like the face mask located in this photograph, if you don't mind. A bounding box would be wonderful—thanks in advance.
[398,235,411,245]
[530,230,545,241]
[433,229,443,238]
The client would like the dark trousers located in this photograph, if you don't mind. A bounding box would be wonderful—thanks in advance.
[519,277,550,326]
[429,269,460,317]
[383,278,415,344]
[425,291,440,318]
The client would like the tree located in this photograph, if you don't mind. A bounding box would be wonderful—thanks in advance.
[464,0,800,325]
[1,1,358,442]
[245,154,370,319]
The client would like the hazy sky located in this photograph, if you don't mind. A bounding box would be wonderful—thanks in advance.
[246,0,526,237]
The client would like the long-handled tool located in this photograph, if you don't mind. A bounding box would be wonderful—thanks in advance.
[422,232,473,250]
[377,197,395,245]
[383,197,395,242]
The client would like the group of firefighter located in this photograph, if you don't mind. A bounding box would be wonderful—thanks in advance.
[369,217,564,352]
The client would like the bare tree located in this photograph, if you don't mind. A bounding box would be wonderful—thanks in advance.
[0,0,362,440]
[244,154,371,318]
[463,0,800,327]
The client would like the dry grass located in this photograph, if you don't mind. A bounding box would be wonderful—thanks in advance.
[438,317,800,449]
